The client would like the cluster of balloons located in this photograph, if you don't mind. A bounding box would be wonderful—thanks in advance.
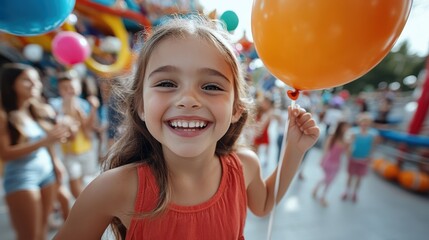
[251,0,412,95]
[1,0,90,67]
[2,0,413,93]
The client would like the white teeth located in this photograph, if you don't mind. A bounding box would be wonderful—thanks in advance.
[169,120,207,129]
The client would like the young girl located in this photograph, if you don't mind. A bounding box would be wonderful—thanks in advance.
[0,63,70,240]
[342,112,380,203]
[252,95,275,166]
[312,121,349,207]
[54,16,320,240]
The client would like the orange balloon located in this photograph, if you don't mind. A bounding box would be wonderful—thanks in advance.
[251,0,412,91]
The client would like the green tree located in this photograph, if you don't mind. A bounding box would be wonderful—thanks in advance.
[343,41,426,94]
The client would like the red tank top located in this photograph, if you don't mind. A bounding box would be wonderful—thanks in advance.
[125,153,247,240]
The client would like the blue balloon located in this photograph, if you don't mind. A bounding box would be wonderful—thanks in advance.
[220,10,239,32]
[0,0,75,36]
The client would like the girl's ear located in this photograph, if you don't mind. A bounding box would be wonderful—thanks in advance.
[231,106,243,123]
[137,102,145,121]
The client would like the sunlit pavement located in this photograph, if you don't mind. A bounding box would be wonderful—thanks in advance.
[244,147,429,240]
[1,140,428,239]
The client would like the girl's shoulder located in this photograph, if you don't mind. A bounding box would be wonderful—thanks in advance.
[80,163,141,218]
[54,163,143,238]
[234,148,260,188]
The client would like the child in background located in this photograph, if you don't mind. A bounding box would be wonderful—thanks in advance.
[54,16,320,240]
[252,95,275,167]
[49,70,99,199]
[312,121,349,207]
[342,112,380,202]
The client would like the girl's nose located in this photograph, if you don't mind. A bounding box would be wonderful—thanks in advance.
[176,89,201,109]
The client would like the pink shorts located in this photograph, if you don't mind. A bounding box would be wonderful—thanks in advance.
[347,158,369,177]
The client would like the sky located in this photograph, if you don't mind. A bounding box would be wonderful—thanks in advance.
[199,0,429,57]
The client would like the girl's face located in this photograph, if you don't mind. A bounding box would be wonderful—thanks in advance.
[142,36,241,158]
[58,78,81,99]
[359,118,372,129]
[14,69,42,101]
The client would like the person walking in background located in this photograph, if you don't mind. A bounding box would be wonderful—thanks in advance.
[49,70,99,199]
[312,121,349,207]
[252,95,275,167]
[54,16,320,239]
[0,63,70,240]
[322,97,345,136]
[342,112,380,203]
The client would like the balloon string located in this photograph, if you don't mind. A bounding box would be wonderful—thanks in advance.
[266,99,296,240]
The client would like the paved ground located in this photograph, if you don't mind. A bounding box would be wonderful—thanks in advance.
[1,124,429,239]
[244,147,429,240]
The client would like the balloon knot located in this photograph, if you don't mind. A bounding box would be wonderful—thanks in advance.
[287,89,300,100]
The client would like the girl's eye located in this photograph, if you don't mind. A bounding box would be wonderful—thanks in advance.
[155,80,176,88]
[202,84,223,91]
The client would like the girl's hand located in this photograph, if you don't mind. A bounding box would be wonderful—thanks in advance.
[45,124,71,145]
[287,106,320,153]
[87,95,100,109]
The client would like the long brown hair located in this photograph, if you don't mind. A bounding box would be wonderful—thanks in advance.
[104,15,251,239]
[0,63,48,144]
[328,121,348,150]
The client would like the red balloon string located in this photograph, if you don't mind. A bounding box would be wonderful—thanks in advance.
[287,89,300,100]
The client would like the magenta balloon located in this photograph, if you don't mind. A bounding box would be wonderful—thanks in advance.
[52,31,90,65]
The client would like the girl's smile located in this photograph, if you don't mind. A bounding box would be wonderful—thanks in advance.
[142,35,240,158]
[166,116,211,138]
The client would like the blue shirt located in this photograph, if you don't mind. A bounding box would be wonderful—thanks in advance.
[4,120,53,182]
[350,127,378,159]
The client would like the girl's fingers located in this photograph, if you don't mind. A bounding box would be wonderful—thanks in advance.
[288,106,307,119]
[295,114,312,131]
[296,112,312,124]
[303,126,320,136]
[299,119,316,131]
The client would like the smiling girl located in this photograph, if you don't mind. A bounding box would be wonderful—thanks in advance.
[54,16,320,240]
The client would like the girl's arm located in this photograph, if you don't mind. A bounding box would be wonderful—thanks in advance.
[323,135,333,154]
[0,116,70,161]
[241,107,319,217]
[54,165,138,240]
[368,133,382,160]
[346,132,355,158]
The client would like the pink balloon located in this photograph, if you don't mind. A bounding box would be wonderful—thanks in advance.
[52,31,90,65]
